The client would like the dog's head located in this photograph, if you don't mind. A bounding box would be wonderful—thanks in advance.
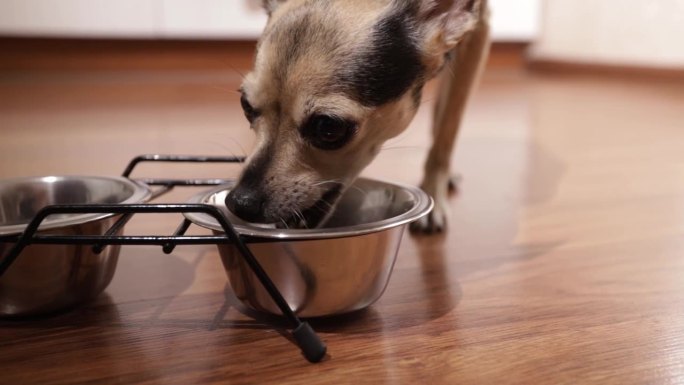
[227,0,480,228]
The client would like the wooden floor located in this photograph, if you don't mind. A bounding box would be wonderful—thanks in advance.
[1,53,684,384]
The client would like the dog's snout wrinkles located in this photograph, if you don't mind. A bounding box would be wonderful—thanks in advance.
[226,186,265,223]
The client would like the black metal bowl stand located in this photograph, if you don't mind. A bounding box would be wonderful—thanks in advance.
[0,155,327,363]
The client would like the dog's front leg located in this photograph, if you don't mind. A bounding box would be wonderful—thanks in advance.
[411,14,490,233]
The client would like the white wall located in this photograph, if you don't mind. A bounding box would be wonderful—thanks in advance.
[531,0,684,68]
[161,0,266,39]
[0,0,268,39]
[0,0,163,37]
[490,0,540,42]
[0,0,539,41]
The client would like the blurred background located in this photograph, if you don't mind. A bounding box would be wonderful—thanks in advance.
[1,0,682,177]
[1,0,683,69]
[0,0,539,40]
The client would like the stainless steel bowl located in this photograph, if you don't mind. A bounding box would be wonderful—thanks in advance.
[0,176,150,317]
[185,178,433,318]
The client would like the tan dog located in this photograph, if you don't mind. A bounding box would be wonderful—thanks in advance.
[226,0,490,233]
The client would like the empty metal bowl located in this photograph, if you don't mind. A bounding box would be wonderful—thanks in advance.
[184,178,433,318]
[0,176,150,317]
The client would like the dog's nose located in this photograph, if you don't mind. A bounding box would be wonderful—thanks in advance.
[225,185,265,222]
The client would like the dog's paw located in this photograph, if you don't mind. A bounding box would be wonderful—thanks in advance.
[410,200,448,233]
[447,174,461,193]
[410,172,458,234]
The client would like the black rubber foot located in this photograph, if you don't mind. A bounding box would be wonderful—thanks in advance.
[292,322,327,363]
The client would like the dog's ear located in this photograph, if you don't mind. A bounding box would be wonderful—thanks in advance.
[262,0,288,16]
[416,0,481,73]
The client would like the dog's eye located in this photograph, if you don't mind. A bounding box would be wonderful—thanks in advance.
[302,115,356,150]
[240,94,259,124]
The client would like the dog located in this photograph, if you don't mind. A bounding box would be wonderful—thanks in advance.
[226,0,490,233]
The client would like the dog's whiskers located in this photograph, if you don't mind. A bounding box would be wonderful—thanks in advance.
[228,64,246,81]
[201,135,249,159]
[380,145,423,152]
[315,200,334,209]
[421,96,437,106]
[204,143,241,159]
[294,158,315,172]
[347,184,368,195]
[223,137,249,158]
[290,209,309,229]
[297,209,310,229]
[206,84,238,94]
[312,179,343,188]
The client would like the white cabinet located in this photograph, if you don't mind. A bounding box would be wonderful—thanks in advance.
[0,0,268,38]
[531,0,684,67]
[161,0,266,39]
[0,0,162,37]
[0,0,538,41]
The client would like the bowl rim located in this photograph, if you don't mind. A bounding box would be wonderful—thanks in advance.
[183,177,434,240]
[0,175,151,236]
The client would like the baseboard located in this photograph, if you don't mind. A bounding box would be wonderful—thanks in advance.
[486,42,529,69]
[528,58,684,82]
[0,37,529,72]
[0,38,258,71]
